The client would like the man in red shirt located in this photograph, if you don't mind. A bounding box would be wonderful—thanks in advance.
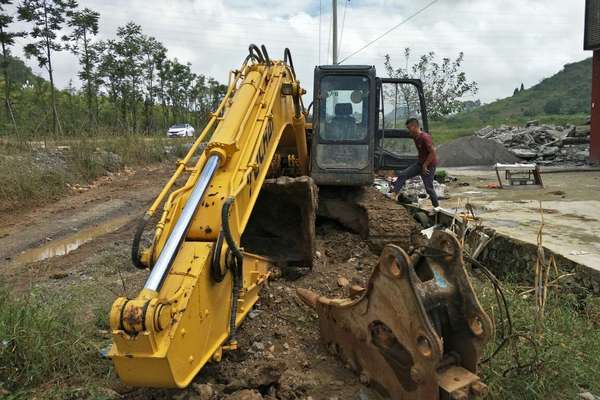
[392,118,439,208]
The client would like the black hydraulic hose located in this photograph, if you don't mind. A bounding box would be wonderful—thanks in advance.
[260,44,271,66]
[221,196,244,340]
[248,44,264,63]
[284,48,296,79]
[131,214,151,269]
[210,231,227,282]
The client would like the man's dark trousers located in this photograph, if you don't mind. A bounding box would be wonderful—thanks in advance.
[393,162,439,207]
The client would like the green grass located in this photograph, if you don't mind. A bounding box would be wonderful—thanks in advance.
[0,285,106,395]
[0,135,193,211]
[476,278,600,399]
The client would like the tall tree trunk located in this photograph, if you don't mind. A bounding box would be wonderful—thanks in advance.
[0,33,17,133]
[83,30,93,129]
[160,77,167,129]
[43,2,59,136]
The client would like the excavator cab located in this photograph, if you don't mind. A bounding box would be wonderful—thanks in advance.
[311,65,429,186]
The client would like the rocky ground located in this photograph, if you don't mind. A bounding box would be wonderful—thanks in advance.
[476,120,592,166]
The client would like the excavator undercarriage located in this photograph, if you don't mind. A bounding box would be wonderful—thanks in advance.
[107,45,492,398]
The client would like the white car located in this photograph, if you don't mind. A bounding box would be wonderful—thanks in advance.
[167,123,195,137]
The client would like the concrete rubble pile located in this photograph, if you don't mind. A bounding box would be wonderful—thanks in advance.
[476,120,591,166]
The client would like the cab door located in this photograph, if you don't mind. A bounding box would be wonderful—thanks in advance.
[375,78,429,171]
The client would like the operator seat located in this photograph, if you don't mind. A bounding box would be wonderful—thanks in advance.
[330,103,356,140]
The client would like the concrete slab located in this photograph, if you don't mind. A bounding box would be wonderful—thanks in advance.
[439,169,600,273]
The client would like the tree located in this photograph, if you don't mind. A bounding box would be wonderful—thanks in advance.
[384,48,478,119]
[64,7,99,128]
[141,36,165,133]
[18,0,78,135]
[113,22,145,132]
[543,98,562,115]
[520,82,525,92]
[0,0,26,130]
[513,87,519,96]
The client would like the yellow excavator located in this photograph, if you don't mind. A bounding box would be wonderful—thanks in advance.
[108,45,492,399]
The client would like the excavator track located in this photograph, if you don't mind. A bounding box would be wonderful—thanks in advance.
[318,186,426,253]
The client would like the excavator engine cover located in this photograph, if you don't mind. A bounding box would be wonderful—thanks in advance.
[297,230,492,399]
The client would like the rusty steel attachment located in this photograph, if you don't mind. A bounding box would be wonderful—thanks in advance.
[297,230,493,400]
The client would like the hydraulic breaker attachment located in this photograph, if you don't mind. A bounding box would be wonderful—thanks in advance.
[297,230,492,400]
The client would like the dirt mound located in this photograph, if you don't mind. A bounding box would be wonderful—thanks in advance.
[437,135,520,167]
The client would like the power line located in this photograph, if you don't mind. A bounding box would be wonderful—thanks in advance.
[338,0,350,56]
[339,0,440,64]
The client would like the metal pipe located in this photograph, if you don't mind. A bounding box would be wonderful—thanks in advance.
[144,155,221,291]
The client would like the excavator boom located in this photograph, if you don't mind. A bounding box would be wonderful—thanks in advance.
[109,47,314,387]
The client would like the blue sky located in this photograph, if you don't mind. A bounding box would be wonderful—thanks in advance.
[7,0,592,104]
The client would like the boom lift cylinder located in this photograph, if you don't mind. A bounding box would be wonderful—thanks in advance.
[144,155,221,292]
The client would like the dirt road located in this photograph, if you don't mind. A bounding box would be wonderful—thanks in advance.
[0,162,422,399]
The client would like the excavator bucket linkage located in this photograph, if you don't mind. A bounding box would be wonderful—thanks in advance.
[297,230,493,400]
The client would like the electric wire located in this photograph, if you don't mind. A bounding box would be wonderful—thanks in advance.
[338,0,350,57]
[338,0,440,64]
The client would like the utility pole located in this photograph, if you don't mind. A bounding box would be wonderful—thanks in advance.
[584,0,600,163]
[332,0,338,64]
[592,50,600,163]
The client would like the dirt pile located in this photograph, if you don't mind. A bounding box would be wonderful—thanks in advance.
[437,135,520,167]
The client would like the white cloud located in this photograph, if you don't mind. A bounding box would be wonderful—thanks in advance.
[6,0,591,104]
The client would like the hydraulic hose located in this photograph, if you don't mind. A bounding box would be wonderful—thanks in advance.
[131,214,151,269]
[221,196,243,340]
[284,48,296,79]
[248,44,264,63]
[210,231,226,282]
[260,44,271,67]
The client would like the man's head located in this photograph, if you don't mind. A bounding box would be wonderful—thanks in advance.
[405,118,421,137]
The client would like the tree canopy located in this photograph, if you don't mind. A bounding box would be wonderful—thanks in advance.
[384,48,478,120]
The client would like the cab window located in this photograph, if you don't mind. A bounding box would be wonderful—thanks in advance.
[319,75,369,141]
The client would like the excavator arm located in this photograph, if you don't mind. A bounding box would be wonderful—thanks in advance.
[108,46,313,388]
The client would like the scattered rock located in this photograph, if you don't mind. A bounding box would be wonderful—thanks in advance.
[225,389,263,400]
[510,148,538,159]
[526,120,539,127]
[337,276,350,287]
[193,383,215,400]
[251,341,265,352]
[579,392,598,400]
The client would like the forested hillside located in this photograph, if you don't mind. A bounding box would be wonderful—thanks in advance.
[448,58,592,126]
[0,2,226,137]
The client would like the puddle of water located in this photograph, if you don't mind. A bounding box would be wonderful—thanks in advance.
[13,214,136,264]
